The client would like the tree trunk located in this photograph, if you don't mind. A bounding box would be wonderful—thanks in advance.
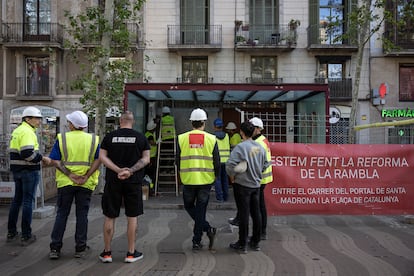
[349,0,372,144]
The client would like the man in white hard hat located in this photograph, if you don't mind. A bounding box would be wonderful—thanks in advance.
[7,106,51,246]
[176,108,220,250]
[226,121,269,253]
[226,122,242,151]
[48,110,101,259]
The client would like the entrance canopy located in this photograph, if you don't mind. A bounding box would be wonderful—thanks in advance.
[124,83,329,104]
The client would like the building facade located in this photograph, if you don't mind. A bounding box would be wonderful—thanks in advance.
[0,0,413,170]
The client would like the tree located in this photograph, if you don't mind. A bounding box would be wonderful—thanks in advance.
[329,0,413,143]
[64,0,146,139]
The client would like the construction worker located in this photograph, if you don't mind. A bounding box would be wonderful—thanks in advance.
[176,108,220,250]
[229,117,273,240]
[48,110,101,259]
[160,106,175,172]
[226,122,242,151]
[145,120,157,194]
[7,106,51,246]
[160,106,175,141]
[213,118,230,202]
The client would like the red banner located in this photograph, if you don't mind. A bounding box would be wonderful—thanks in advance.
[266,143,414,215]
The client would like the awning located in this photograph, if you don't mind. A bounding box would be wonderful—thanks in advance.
[124,83,329,103]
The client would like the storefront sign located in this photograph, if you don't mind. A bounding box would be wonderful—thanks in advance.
[266,143,414,215]
[381,108,414,118]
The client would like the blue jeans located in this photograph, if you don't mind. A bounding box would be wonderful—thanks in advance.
[233,183,261,246]
[50,185,92,252]
[8,170,40,239]
[214,163,229,201]
[182,184,212,244]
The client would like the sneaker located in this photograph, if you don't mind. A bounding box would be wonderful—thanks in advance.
[99,250,112,263]
[192,242,203,250]
[124,250,143,263]
[49,249,61,260]
[207,227,217,249]
[228,217,239,227]
[74,245,90,258]
[230,241,247,254]
[260,233,268,240]
[21,235,36,246]
[7,232,19,243]
[248,241,261,251]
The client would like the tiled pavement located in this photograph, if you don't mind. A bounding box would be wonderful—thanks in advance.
[1,192,414,276]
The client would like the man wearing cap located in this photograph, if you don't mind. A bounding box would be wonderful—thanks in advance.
[225,122,242,151]
[7,106,51,246]
[145,120,157,194]
[213,118,230,202]
[48,110,101,259]
[226,121,269,253]
[248,117,273,240]
[176,108,220,250]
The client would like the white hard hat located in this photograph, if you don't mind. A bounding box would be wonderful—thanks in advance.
[22,106,42,118]
[249,117,264,130]
[189,108,207,121]
[162,106,171,113]
[234,160,247,173]
[146,121,156,130]
[225,122,237,130]
[66,111,88,129]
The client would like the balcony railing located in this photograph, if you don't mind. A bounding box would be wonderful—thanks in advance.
[235,24,296,47]
[176,77,214,84]
[315,77,352,100]
[80,23,143,47]
[246,77,283,84]
[307,24,357,49]
[16,77,53,98]
[167,25,222,47]
[2,23,63,44]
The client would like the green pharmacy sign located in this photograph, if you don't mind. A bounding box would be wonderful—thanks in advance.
[381,108,414,118]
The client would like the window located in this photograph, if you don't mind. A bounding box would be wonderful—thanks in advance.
[388,125,414,144]
[399,65,414,101]
[385,0,414,47]
[182,57,208,83]
[249,0,279,42]
[180,0,210,44]
[26,57,49,96]
[309,0,357,45]
[24,0,51,37]
[316,56,352,98]
[251,56,278,83]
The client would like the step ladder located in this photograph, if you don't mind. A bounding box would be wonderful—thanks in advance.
[154,133,179,197]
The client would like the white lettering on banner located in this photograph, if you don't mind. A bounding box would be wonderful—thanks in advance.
[301,169,379,179]
[277,156,408,168]
[281,197,316,204]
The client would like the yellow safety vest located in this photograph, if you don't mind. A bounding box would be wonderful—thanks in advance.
[145,131,157,158]
[216,133,230,163]
[229,133,242,150]
[56,131,99,191]
[178,129,216,185]
[161,115,175,141]
[256,135,273,185]
[9,121,41,169]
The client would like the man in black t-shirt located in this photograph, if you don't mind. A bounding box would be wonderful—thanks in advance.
[98,111,150,263]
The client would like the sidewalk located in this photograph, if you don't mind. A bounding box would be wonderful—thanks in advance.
[1,191,413,276]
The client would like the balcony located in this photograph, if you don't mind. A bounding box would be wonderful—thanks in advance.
[246,77,283,84]
[235,24,296,52]
[15,77,53,101]
[315,77,352,100]
[307,24,358,53]
[80,23,144,49]
[1,23,63,47]
[176,77,214,84]
[167,25,222,53]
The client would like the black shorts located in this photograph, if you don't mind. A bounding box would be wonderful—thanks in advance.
[101,181,143,218]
